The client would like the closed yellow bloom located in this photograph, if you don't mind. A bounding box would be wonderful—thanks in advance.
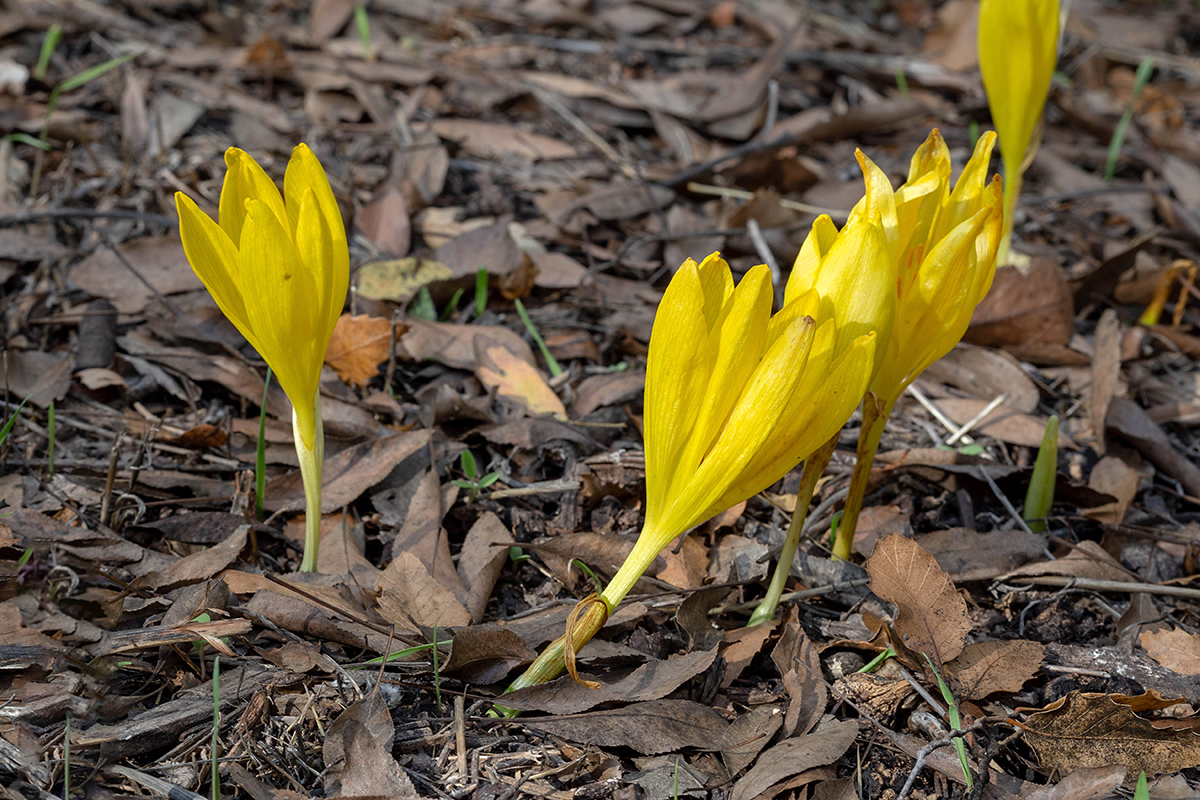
[979,0,1059,264]
[606,253,877,605]
[870,129,1003,410]
[175,145,348,572]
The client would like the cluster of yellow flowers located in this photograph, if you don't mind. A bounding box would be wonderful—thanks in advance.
[171,0,1057,700]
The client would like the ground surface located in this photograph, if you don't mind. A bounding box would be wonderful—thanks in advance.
[1,1,1200,798]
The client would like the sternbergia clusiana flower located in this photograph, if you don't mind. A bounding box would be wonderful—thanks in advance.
[748,150,899,626]
[832,129,1004,561]
[501,254,879,703]
[979,0,1059,266]
[175,145,348,572]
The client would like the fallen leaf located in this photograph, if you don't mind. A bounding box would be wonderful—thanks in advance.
[355,257,453,303]
[456,512,514,623]
[431,118,576,161]
[400,318,535,371]
[434,221,525,281]
[1106,396,1200,497]
[530,250,586,289]
[140,526,248,592]
[1023,765,1127,800]
[1084,456,1141,525]
[264,429,432,512]
[935,398,1076,449]
[1091,309,1123,454]
[570,370,645,417]
[70,236,203,314]
[519,699,729,755]
[916,527,1046,582]
[771,607,826,736]
[475,342,566,419]
[1140,628,1200,676]
[500,648,718,714]
[729,718,859,800]
[443,625,536,684]
[923,344,1040,413]
[325,313,393,387]
[1020,690,1200,776]
[1002,540,1132,583]
[0,350,71,409]
[355,186,411,256]
[865,534,971,666]
[323,691,418,798]
[375,551,472,629]
[717,705,784,776]
[948,640,1044,700]
[967,258,1074,350]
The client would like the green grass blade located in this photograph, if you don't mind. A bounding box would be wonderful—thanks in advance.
[514,298,563,377]
[35,24,62,82]
[0,396,31,447]
[1023,415,1059,533]
[1133,771,1149,800]
[1104,56,1155,182]
[58,51,139,93]
[354,4,372,61]
[475,268,488,317]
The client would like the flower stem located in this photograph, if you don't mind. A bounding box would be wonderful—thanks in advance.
[496,529,664,713]
[832,392,890,562]
[747,433,839,627]
[294,395,325,573]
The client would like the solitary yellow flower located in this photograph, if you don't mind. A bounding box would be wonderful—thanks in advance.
[504,254,878,696]
[979,0,1059,265]
[175,145,348,572]
[833,130,1003,559]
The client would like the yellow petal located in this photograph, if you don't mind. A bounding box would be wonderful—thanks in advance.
[284,144,349,277]
[673,314,816,531]
[672,264,772,499]
[175,192,254,340]
[767,287,819,348]
[785,215,838,306]
[219,148,289,248]
[729,331,876,503]
[814,216,895,358]
[695,252,735,331]
[642,260,711,531]
[849,149,899,253]
[238,198,322,447]
[294,187,344,346]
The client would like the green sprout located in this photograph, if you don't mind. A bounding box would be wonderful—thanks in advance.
[925,654,972,791]
[1104,56,1155,182]
[1023,415,1058,533]
[449,450,500,503]
[354,4,372,62]
[514,298,563,377]
[475,268,488,317]
[34,24,62,82]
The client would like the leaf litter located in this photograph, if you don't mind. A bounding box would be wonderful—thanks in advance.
[1,1,1200,798]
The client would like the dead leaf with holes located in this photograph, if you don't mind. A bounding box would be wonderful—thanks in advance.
[865,533,971,667]
[1020,690,1200,776]
[475,339,566,419]
[356,257,453,303]
[1140,628,1200,676]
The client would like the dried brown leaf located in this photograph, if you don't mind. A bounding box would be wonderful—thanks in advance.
[1140,628,1200,676]
[948,640,1044,700]
[323,691,418,798]
[375,551,472,629]
[1021,690,1200,776]
[729,718,859,800]
[1022,765,1127,800]
[865,533,971,666]
[771,607,826,736]
[519,699,729,755]
[456,512,514,623]
[1084,456,1141,525]
[475,341,566,419]
[1002,540,1131,583]
[916,527,1046,582]
[355,186,411,257]
[967,258,1074,349]
[325,314,393,388]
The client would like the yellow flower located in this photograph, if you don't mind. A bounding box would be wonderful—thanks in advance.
[870,129,1003,410]
[604,254,877,605]
[175,145,348,572]
[979,0,1059,264]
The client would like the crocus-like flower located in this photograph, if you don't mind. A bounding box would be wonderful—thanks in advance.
[503,255,878,697]
[979,0,1059,265]
[833,130,1003,559]
[175,145,348,572]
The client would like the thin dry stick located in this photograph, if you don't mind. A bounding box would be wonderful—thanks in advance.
[1002,574,1200,600]
[745,218,780,285]
[895,721,988,800]
[944,393,1009,446]
[98,433,123,528]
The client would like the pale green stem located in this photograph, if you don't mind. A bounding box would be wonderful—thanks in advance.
[832,392,892,562]
[498,529,665,711]
[294,394,324,573]
[748,433,839,627]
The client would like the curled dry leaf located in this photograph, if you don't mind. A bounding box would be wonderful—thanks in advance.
[865,533,971,666]
[729,718,859,800]
[1020,690,1200,776]
[325,313,393,387]
[519,699,729,756]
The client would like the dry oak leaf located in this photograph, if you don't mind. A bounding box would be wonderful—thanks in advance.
[1020,690,1200,776]
[325,313,393,387]
[1140,627,1200,676]
[865,533,971,665]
